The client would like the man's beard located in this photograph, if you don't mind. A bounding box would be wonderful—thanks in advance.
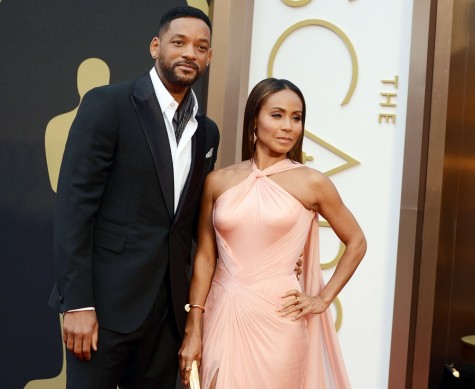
[158,57,201,87]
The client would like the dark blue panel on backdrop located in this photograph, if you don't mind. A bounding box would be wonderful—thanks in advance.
[0,1,209,387]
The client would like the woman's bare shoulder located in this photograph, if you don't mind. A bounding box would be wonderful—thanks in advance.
[205,161,253,199]
[290,165,328,184]
[271,165,337,211]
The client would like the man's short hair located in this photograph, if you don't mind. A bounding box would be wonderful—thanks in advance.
[158,6,212,37]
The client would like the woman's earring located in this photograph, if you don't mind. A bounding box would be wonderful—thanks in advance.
[253,130,257,144]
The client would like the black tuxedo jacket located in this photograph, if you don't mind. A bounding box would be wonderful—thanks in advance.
[49,74,219,335]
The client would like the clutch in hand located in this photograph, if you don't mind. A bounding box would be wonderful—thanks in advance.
[189,360,200,389]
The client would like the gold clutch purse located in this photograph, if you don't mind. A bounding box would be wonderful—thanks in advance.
[189,360,200,389]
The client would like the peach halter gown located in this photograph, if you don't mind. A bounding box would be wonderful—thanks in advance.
[201,159,351,388]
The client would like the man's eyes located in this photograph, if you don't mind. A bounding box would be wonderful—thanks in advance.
[171,40,208,51]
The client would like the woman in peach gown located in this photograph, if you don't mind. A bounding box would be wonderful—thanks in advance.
[179,78,366,389]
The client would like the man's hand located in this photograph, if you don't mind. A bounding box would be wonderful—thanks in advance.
[63,310,99,361]
[294,254,303,279]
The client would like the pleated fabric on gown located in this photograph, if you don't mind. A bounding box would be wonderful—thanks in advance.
[201,159,350,388]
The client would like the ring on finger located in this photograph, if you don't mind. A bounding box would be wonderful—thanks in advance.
[185,366,192,372]
[295,296,300,304]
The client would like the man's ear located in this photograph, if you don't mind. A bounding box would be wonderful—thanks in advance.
[206,48,213,66]
[150,37,160,59]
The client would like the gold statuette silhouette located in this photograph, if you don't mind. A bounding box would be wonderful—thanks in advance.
[45,58,110,193]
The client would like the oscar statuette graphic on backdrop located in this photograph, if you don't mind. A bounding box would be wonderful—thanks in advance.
[25,58,110,389]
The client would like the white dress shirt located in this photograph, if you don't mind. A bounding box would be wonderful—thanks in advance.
[149,67,198,212]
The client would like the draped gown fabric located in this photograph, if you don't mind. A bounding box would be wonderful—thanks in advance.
[201,159,351,388]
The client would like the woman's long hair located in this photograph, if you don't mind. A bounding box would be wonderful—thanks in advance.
[241,78,306,163]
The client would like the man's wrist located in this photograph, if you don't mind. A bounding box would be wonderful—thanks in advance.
[63,307,95,315]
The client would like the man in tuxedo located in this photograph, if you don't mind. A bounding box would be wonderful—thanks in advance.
[49,6,218,388]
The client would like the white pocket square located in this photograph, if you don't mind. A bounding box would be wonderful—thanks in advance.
[205,148,213,158]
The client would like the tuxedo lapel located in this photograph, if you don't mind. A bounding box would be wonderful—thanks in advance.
[174,113,206,219]
[132,75,174,220]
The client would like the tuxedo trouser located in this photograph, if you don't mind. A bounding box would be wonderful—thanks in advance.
[66,277,181,389]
